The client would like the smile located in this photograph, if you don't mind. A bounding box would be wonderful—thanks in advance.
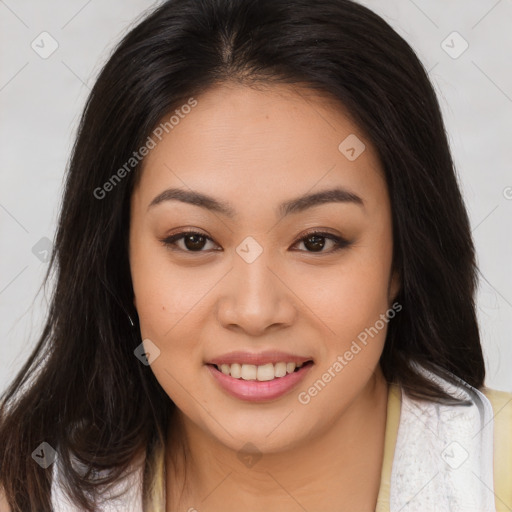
[206,361,314,402]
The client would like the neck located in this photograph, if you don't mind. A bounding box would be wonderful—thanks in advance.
[166,368,389,512]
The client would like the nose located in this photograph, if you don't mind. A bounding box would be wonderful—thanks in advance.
[216,249,297,336]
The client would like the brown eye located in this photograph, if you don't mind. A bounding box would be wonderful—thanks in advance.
[292,231,351,253]
[181,233,208,251]
[301,234,328,252]
[160,231,218,252]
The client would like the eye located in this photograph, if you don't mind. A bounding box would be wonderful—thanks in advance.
[159,229,352,254]
[160,230,219,252]
[290,230,352,253]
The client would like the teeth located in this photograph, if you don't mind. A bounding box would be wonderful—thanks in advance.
[241,364,257,380]
[215,361,306,381]
[230,363,242,379]
[257,363,274,381]
[274,362,287,378]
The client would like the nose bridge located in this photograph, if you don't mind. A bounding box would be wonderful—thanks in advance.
[217,236,295,333]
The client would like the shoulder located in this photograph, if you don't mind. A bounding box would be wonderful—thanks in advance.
[479,386,512,454]
[479,386,512,450]
[478,386,512,454]
[480,386,512,411]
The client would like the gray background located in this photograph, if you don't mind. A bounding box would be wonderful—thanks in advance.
[1,0,511,394]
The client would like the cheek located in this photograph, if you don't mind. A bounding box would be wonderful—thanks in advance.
[130,240,208,409]
[130,247,173,340]
[130,231,204,341]
[300,236,393,355]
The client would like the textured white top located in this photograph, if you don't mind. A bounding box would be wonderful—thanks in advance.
[390,363,496,512]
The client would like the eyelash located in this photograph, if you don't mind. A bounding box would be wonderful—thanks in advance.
[159,229,352,254]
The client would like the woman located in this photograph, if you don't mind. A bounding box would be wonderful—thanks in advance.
[1,0,510,511]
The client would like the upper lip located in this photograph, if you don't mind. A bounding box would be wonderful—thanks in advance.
[207,351,313,366]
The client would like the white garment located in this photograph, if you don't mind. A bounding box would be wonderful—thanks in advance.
[51,364,496,511]
[390,363,496,512]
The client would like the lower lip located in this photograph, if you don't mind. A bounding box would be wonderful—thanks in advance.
[206,362,314,402]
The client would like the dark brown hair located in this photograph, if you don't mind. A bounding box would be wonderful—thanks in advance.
[0,0,485,509]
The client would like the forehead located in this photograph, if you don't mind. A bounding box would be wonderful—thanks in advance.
[133,82,387,218]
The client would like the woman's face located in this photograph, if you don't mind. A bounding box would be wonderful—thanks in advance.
[129,82,399,453]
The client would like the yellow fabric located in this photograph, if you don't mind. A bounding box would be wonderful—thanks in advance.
[375,382,402,512]
[144,441,166,511]
[145,383,511,511]
[481,387,512,511]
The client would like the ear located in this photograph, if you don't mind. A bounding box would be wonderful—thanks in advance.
[388,269,401,303]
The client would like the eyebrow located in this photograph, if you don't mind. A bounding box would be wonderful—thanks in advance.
[147,186,364,218]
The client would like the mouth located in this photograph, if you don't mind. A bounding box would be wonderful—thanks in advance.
[206,360,314,402]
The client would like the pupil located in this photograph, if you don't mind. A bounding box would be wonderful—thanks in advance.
[305,235,325,252]
[185,234,205,251]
